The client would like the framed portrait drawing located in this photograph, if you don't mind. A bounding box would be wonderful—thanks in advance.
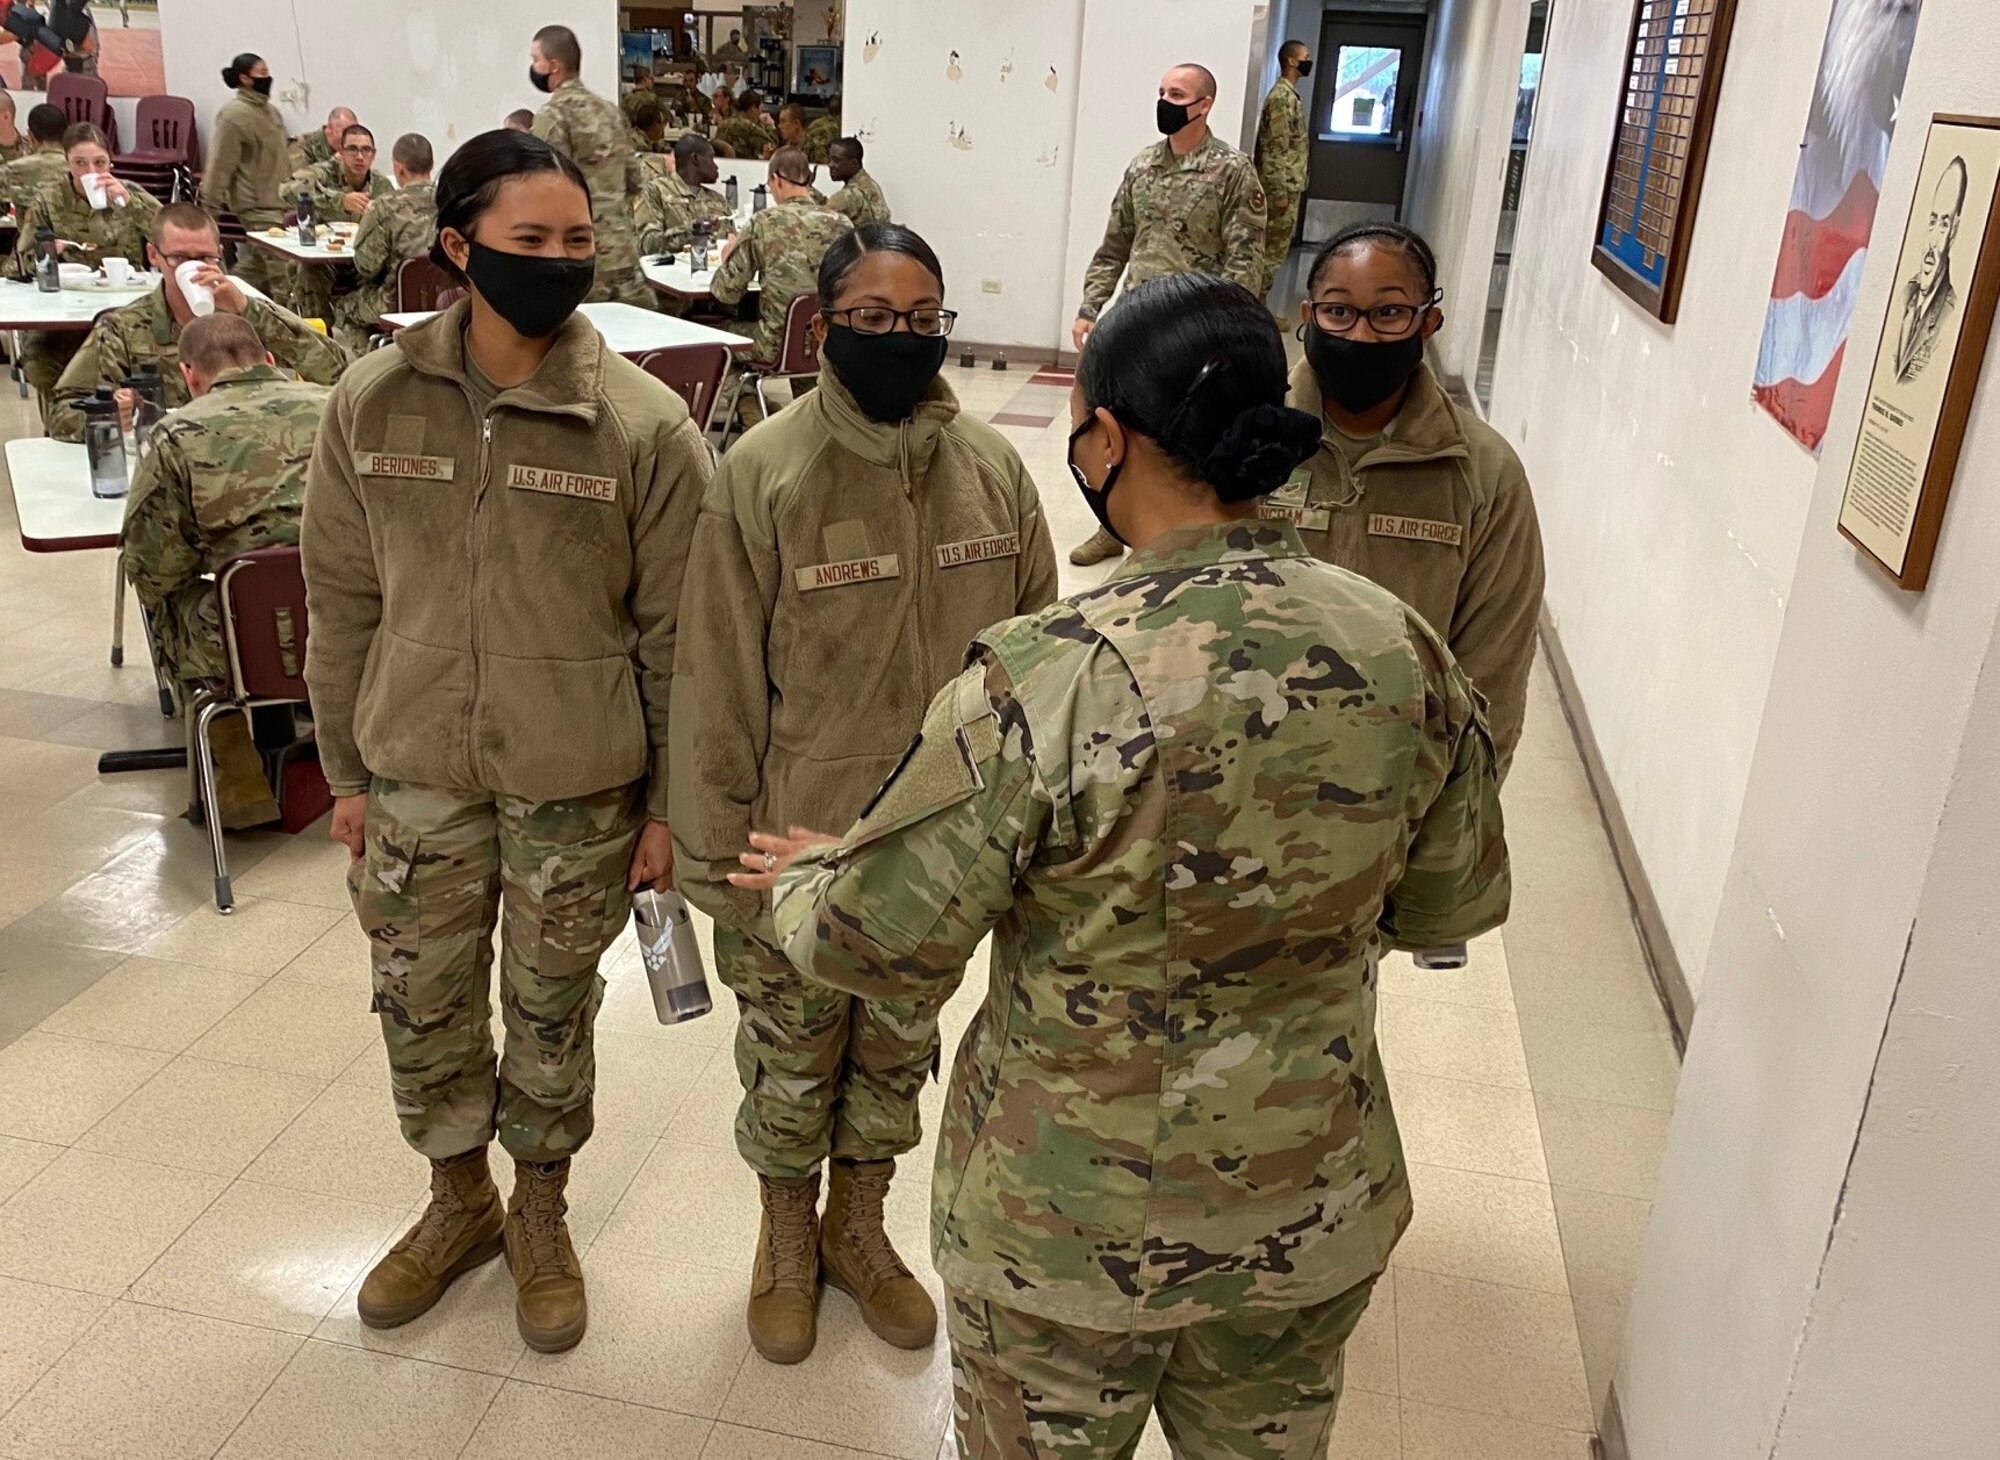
[1837,115,2000,591]
[1591,0,1741,323]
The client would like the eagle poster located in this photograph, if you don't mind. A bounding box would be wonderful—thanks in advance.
[1753,0,1923,453]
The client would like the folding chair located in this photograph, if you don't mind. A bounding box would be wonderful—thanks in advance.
[395,256,457,312]
[637,342,732,434]
[114,95,199,170]
[186,547,312,913]
[717,291,819,445]
[48,72,115,151]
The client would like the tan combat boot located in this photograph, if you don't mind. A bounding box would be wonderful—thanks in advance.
[357,1148,504,1328]
[1067,527,1125,568]
[821,1158,936,1349]
[504,1158,588,1353]
[749,1172,821,1364]
[207,713,282,830]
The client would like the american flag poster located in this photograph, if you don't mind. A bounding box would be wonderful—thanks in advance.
[1753,0,1923,453]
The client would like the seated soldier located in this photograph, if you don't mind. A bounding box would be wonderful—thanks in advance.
[121,312,331,827]
[0,102,67,214]
[637,133,736,256]
[331,132,436,352]
[288,107,357,175]
[48,202,348,441]
[288,122,394,322]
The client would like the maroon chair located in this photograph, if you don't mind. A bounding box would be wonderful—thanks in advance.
[48,72,115,152]
[637,343,732,434]
[114,95,199,171]
[395,256,459,312]
[186,547,311,912]
[719,291,819,444]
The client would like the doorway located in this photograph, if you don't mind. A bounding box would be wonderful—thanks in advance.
[1477,0,1550,411]
[1302,8,1430,240]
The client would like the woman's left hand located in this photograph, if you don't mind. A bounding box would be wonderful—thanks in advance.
[727,826,840,893]
[627,819,676,891]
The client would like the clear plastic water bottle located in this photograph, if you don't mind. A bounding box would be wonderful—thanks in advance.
[631,888,712,1024]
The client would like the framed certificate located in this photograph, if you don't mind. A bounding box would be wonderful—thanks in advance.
[1838,115,2000,591]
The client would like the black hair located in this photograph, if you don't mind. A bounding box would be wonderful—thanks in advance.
[27,102,67,143]
[340,124,374,146]
[1079,273,1320,503]
[673,132,715,168]
[221,53,261,90]
[817,221,944,305]
[1279,39,1309,66]
[533,24,582,74]
[768,144,811,186]
[429,129,590,279]
[392,132,433,173]
[1307,220,1439,297]
[830,135,862,165]
[630,95,663,131]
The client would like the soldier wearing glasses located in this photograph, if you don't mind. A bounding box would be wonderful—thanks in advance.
[672,222,1058,1370]
[1284,222,1545,773]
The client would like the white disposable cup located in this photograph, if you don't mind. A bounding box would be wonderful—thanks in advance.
[101,256,132,286]
[174,259,216,317]
[81,173,111,209]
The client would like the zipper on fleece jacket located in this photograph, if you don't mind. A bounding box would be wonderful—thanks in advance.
[463,406,494,785]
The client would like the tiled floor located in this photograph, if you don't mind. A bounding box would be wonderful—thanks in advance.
[0,359,1678,1457]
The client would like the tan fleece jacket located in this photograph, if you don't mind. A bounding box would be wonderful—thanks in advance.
[302,300,711,816]
[670,360,1059,927]
[202,90,292,223]
[1280,359,1545,773]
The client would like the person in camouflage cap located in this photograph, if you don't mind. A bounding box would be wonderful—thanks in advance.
[636,133,736,256]
[825,137,890,228]
[122,313,326,827]
[1255,41,1313,296]
[741,275,1510,1459]
[332,132,438,351]
[47,202,349,441]
[529,23,654,309]
[7,122,161,418]
[1067,62,1267,571]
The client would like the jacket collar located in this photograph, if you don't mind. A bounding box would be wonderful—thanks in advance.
[143,287,179,348]
[206,363,289,392]
[812,355,960,475]
[393,298,605,422]
[1110,519,1309,583]
[1285,357,1471,468]
[1154,131,1226,171]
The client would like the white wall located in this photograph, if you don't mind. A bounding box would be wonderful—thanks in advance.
[1487,0,1831,994]
[159,0,617,173]
[841,0,1257,350]
[1402,0,1532,383]
[1612,1,2000,1452]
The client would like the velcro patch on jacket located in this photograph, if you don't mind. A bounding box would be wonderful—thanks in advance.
[936,534,1021,569]
[507,465,617,502]
[795,554,901,592]
[1259,504,1331,532]
[1367,513,1464,546]
[355,452,455,480]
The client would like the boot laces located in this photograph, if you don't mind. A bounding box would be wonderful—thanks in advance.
[403,1159,476,1265]
[765,1180,818,1285]
[517,1163,576,1275]
[844,1166,910,1283]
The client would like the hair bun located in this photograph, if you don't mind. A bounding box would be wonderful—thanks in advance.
[1202,403,1322,502]
[220,66,240,88]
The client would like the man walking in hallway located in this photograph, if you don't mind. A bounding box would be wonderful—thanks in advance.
[1256,40,1312,300]
[1067,62,1267,567]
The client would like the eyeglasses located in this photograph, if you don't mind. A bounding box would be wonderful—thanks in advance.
[824,307,958,337]
[160,250,223,269]
[342,145,377,158]
[1307,295,1440,339]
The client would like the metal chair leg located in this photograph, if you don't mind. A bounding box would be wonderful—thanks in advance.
[192,697,238,913]
[754,376,771,421]
[109,551,126,666]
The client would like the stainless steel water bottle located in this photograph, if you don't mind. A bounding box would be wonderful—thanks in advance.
[632,888,712,1024]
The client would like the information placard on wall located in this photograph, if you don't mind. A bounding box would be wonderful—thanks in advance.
[1839,115,2000,591]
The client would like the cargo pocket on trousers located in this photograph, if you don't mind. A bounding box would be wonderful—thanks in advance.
[531,877,626,985]
[354,820,420,1016]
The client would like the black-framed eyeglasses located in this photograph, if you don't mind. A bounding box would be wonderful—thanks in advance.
[824,306,958,337]
[161,250,224,268]
[1307,294,1440,338]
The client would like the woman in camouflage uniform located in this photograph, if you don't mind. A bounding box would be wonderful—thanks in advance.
[740,275,1512,1458]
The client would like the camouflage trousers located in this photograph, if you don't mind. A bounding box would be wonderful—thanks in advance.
[349,777,643,1163]
[227,216,291,302]
[1262,191,1302,298]
[145,583,224,694]
[22,329,84,422]
[289,260,356,332]
[713,923,941,1180]
[586,234,657,310]
[947,1278,1378,1460]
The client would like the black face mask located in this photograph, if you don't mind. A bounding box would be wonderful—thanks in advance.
[1067,416,1127,546]
[464,240,594,340]
[821,326,948,422]
[1157,98,1196,135]
[1302,324,1425,414]
[250,76,273,97]
[529,64,554,93]
[1297,59,1314,78]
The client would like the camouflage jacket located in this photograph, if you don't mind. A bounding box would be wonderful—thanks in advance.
[288,128,335,176]
[533,79,650,302]
[713,114,777,160]
[710,195,852,363]
[670,360,1058,931]
[49,287,349,442]
[0,134,30,165]
[805,116,841,164]
[120,365,324,623]
[773,519,1510,1330]
[827,169,890,228]
[289,157,393,222]
[636,171,736,256]
[203,90,291,221]
[0,147,66,214]
[620,88,657,125]
[1255,77,1311,198]
[8,175,161,278]
[341,181,436,323]
[1080,133,1268,318]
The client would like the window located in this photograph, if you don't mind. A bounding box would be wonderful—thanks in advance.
[1591,0,1740,322]
[1328,45,1402,138]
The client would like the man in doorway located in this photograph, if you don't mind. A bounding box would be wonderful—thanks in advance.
[1896,156,1967,385]
[713,27,748,64]
[530,22,654,308]
[1255,40,1313,299]
[1067,61,1267,566]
